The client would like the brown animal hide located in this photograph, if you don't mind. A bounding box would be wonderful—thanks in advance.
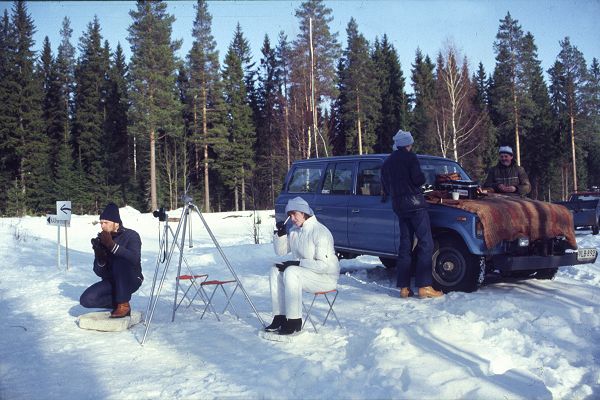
[427,193,577,249]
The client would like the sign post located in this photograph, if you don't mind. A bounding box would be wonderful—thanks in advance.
[48,201,72,270]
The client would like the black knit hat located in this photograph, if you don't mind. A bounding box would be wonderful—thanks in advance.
[100,203,122,224]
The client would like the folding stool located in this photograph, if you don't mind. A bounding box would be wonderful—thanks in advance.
[198,279,240,321]
[302,289,342,333]
[174,273,210,311]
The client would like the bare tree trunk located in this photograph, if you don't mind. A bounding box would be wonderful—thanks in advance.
[241,166,246,211]
[202,89,210,212]
[150,127,157,210]
[513,90,521,166]
[570,114,578,192]
[234,177,239,211]
[356,95,363,155]
[285,102,290,169]
[194,97,199,183]
[309,17,318,158]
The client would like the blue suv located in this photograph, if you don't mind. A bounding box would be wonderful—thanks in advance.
[275,154,597,292]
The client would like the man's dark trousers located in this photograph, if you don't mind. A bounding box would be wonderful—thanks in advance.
[80,265,142,308]
[395,209,434,288]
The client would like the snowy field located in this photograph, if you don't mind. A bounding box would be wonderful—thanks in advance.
[1,206,599,399]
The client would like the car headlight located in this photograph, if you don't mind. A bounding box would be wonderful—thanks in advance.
[518,237,530,247]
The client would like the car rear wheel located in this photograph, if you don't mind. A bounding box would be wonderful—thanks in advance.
[379,257,397,269]
[432,237,479,292]
[535,268,558,280]
[592,219,599,235]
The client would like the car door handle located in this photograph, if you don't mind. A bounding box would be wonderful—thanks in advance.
[351,209,360,213]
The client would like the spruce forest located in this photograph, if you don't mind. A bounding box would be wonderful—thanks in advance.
[1,0,599,216]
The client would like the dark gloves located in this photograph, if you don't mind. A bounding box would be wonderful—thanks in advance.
[275,220,286,237]
[99,231,116,253]
[91,236,108,264]
[276,260,300,272]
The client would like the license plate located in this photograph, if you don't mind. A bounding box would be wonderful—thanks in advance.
[577,248,598,262]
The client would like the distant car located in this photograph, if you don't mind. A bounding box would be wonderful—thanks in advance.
[554,192,600,235]
[275,154,598,293]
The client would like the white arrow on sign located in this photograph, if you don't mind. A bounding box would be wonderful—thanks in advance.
[47,214,70,227]
[56,201,72,221]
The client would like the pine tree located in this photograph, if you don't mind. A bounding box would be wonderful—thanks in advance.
[519,32,557,199]
[72,16,109,212]
[53,17,80,209]
[275,31,294,166]
[292,0,341,157]
[337,18,380,155]
[254,33,286,208]
[7,1,52,214]
[220,29,256,211]
[471,62,497,182]
[0,10,13,212]
[585,58,600,187]
[128,0,183,211]
[548,37,588,193]
[56,17,75,142]
[186,0,226,212]
[105,43,132,205]
[372,34,409,153]
[410,48,437,154]
[489,12,528,164]
[40,37,63,187]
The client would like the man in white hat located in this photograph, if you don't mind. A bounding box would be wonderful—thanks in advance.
[266,196,340,336]
[483,146,531,197]
[381,130,443,299]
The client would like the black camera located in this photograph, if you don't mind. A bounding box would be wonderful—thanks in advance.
[153,207,167,221]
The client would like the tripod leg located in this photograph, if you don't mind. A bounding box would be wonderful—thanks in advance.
[191,204,266,327]
[141,207,188,345]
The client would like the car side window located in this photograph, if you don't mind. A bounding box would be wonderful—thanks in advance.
[287,166,323,193]
[321,162,354,195]
[356,161,382,196]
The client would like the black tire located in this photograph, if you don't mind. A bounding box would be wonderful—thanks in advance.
[535,268,558,280]
[509,270,537,279]
[592,221,599,235]
[379,257,397,269]
[431,237,480,293]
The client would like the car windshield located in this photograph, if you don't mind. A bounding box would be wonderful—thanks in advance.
[420,159,471,185]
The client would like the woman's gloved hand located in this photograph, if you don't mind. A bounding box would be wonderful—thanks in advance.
[276,260,300,272]
[275,220,286,237]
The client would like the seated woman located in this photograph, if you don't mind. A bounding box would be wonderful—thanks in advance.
[267,197,340,335]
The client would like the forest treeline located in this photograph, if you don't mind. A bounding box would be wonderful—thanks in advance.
[1,0,599,216]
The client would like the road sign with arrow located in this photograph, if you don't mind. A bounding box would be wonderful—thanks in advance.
[56,201,72,221]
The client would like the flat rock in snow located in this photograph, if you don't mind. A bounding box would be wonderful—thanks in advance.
[77,311,142,332]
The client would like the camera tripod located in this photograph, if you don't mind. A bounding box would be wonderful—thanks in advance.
[141,194,266,345]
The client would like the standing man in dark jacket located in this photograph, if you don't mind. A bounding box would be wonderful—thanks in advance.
[80,203,144,318]
[483,146,531,197]
[382,130,443,299]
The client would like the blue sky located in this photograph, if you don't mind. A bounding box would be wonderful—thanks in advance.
[3,1,599,80]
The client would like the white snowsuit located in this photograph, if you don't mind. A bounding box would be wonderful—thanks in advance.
[271,216,340,319]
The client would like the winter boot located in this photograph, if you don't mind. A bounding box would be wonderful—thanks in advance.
[418,286,444,299]
[110,302,131,318]
[265,315,286,332]
[399,287,414,298]
[278,318,302,335]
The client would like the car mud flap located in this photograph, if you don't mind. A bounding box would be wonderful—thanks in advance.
[477,256,486,286]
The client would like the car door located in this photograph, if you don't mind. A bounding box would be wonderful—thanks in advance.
[312,161,353,248]
[347,160,398,254]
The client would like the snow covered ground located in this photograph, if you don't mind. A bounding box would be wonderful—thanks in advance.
[1,206,599,399]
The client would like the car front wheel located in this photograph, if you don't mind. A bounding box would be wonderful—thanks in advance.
[432,237,480,293]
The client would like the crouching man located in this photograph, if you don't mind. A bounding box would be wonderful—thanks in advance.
[80,203,144,318]
[266,197,340,335]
